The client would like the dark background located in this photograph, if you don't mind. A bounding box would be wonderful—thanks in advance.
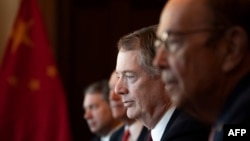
[54,0,166,140]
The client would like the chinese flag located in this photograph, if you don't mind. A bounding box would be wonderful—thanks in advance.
[0,0,72,141]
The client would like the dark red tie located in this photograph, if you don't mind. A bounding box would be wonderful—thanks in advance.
[122,129,130,141]
[147,131,153,141]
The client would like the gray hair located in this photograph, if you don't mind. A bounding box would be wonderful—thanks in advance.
[117,25,160,78]
[83,79,109,103]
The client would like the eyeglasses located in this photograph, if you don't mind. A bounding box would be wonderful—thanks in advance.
[154,27,227,53]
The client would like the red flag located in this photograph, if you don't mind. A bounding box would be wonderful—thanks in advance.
[0,0,72,140]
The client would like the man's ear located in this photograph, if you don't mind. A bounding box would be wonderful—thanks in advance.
[222,26,248,72]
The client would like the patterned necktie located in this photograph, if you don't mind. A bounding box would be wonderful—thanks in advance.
[122,129,130,141]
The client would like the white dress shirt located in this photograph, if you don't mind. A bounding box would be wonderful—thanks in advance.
[151,106,176,141]
[124,120,144,141]
[101,123,124,141]
[100,134,110,141]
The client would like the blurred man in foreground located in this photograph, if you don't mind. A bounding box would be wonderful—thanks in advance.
[154,0,250,140]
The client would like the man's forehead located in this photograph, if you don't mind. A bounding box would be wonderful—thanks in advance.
[158,0,213,35]
[116,51,140,70]
[85,93,105,101]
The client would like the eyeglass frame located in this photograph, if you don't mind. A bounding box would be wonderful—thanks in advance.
[154,27,229,53]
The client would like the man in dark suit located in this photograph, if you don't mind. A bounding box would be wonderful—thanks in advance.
[153,0,250,141]
[110,123,148,141]
[114,25,210,141]
[108,71,148,141]
[83,80,122,141]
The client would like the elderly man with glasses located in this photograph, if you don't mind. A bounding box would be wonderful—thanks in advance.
[154,0,250,141]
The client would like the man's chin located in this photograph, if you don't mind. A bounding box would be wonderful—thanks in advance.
[127,109,137,119]
[167,90,182,107]
[90,128,97,134]
[127,113,135,119]
[169,93,179,104]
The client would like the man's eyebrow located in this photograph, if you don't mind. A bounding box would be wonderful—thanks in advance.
[116,70,134,74]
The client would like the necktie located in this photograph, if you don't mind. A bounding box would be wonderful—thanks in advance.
[122,129,130,141]
[147,131,153,141]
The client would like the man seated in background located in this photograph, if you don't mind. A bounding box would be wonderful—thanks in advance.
[109,71,148,141]
[83,80,122,141]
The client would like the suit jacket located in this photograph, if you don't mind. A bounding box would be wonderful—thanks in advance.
[110,125,148,141]
[158,109,210,141]
[212,73,250,141]
[91,136,100,141]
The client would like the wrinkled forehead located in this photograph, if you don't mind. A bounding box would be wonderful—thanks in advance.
[158,0,214,35]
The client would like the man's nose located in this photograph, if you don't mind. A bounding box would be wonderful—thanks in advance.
[114,77,128,95]
[153,46,169,70]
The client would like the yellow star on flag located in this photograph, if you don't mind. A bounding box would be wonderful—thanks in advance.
[10,19,33,53]
[28,79,40,91]
[47,65,57,78]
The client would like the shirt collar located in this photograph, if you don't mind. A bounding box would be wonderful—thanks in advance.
[151,106,176,141]
[101,123,123,141]
[125,120,144,141]
[101,134,111,141]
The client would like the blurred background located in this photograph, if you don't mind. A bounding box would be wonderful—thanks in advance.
[0,0,166,140]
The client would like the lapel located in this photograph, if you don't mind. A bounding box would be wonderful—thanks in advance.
[110,125,125,141]
[160,109,181,141]
[137,126,149,141]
